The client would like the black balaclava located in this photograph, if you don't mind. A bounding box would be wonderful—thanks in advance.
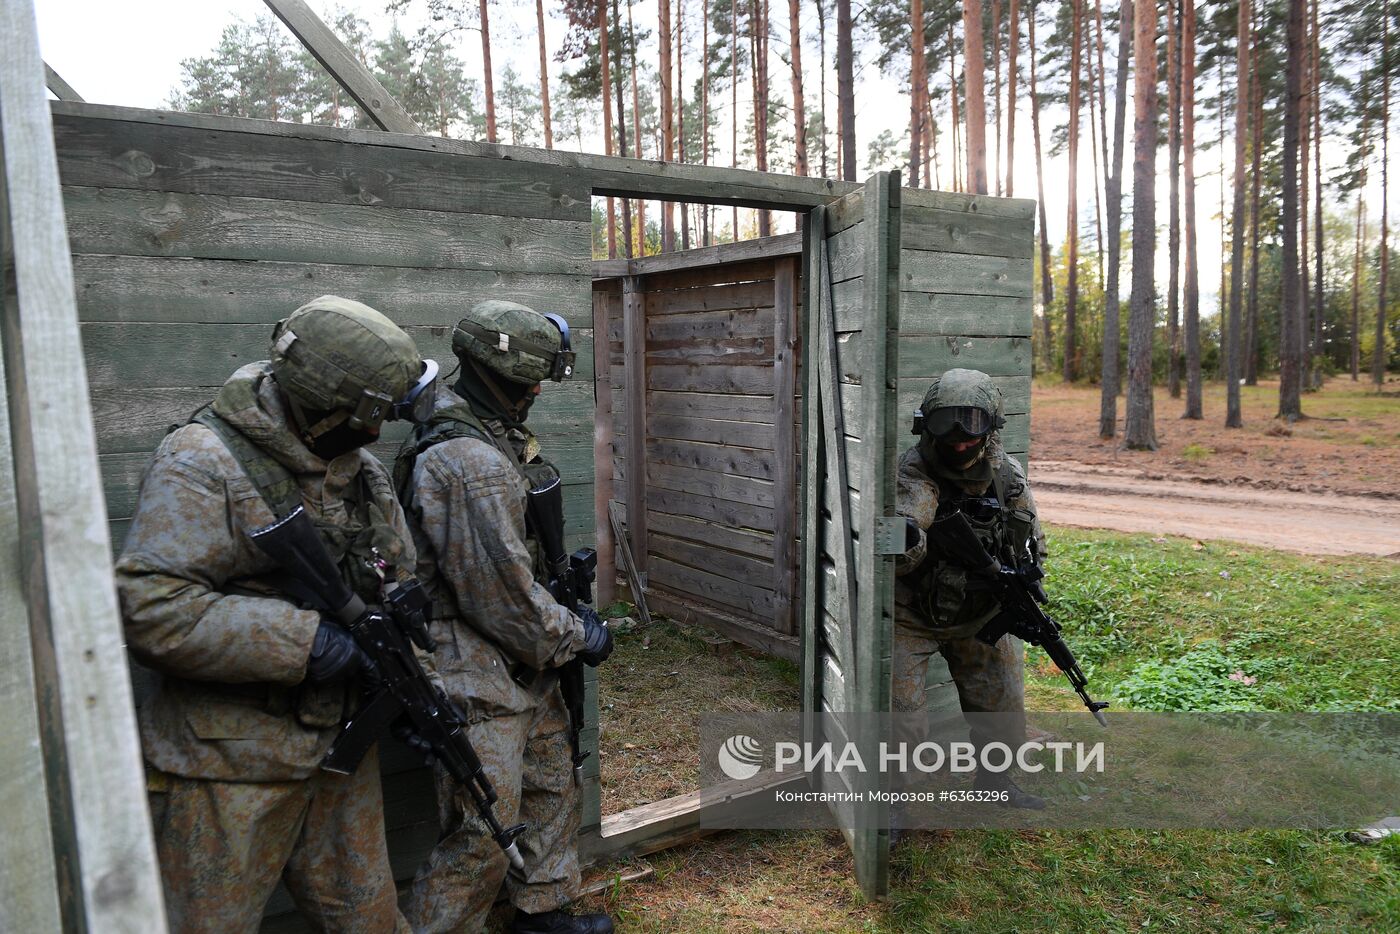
[455,358,537,428]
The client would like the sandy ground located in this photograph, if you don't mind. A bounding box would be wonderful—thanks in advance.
[1032,460,1400,557]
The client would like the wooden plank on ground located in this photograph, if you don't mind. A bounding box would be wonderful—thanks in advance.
[0,4,166,925]
[52,115,587,222]
[262,0,421,133]
[62,186,591,275]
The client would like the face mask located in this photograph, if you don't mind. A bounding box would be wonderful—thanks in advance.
[305,419,380,460]
[920,428,987,470]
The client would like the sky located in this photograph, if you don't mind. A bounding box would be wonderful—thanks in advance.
[33,0,1394,323]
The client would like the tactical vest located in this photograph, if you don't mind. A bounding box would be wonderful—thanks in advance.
[392,401,560,601]
[914,457,1035,630]
[187,408,408,727]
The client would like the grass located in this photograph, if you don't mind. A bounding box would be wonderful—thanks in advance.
[571,527,1400,931]
[1180,442,1213,463]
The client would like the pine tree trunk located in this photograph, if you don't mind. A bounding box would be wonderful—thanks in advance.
[753,0,772,235]
[837,0,856,180]
[679,0,690,250]
[1125,0,1158,449]
[790,0,808,176]
[1182,0,1202,418]
[629,0,645,254]
[1279,0,1305,418]
[1166,0,1181,399]
[1300,18,1312,390]
[1030,1,1054,368]
[1245,5,1262,385]
[1098,0,1132,437]
[600,0,618,258]
[480,0,498,142]
[1352,116,1368,381]
[1064,0,1083,381]
[1311,0,1325,388]
[817,0,829,178]
[992,0,1004,196]
[950,23,962,191]
[1006,0,1020,195]
[910,0,927,187]
[732,0,740,238]
[659,0,674,250]
[536,0,553,148]
[613,0,634,258]
[963,0,990,194]
[1377,0,1391,389]
[1225,0,1250,428]
[1086,24,1105,286]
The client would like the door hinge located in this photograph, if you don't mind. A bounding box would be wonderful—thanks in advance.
[874,517,908,555]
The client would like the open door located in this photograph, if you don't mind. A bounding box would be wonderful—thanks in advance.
[800,171,901,898]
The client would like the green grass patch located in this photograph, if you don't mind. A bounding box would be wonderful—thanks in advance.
[1181,442,1213,463]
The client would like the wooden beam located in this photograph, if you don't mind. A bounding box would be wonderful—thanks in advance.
[771,255,799,637]
[622,275,648,578]
[594,232,803,280]
[0,0,165,928]
[261,0,421,134]
[592,290,617,608]
[42,62,82,102]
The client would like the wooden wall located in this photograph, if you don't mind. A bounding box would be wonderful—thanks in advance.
[595,236,803,662]
[49,108,596,920]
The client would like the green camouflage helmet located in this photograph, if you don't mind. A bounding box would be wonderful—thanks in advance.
[452,300,574,384]
[270,295,422,431]
[918,368,1006,437]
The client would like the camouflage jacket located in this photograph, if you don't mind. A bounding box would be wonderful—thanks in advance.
[402,389,587,720]
[116,362,415,782]
[894,438,1047,637]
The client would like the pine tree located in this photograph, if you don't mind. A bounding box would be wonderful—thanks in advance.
[1181,0,1202,419]
[1279,0,1305,418]
[1098,0,1132,437]
[964,0,991,193]
[1226,0,1250,428]
[1125,0,1158,449]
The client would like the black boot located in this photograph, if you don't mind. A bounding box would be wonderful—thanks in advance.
[510,908,615,934]
[973,769,1047,810]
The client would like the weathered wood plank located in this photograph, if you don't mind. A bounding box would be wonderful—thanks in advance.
[645,335,773,367]
[900,250,1034,298]
[593,291,617,608]
[895,334,1032,379]
[0,6,166,925]
[645,305,775,342]
[644,279,775,316]
[640,460,775,508]
[643,390,776,424]
[902,189,1037,220]
[644,511,774,560]
[79,323,594,389]
[646,487,773,533]
[62,186,591,275]
[771,255,799,637]
[622,277,647,575]
[644,364,776,394]
[895,290,1032,337]
[646,413,776,449]
[642,588,798,660]
[648,533,774,594]
[262,0,421,133]
[648,556,777,618]
[621,232,800,276]
[71,255,590,327]
[52,115,588,221]
[643,259,778,294]
[643,437,776,481]
[43,62,83,102]
[901,205,1034,258]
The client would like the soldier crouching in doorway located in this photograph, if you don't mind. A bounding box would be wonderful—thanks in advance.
[398,300,615,934]
[117,296,436,931]
[894,368,1048,811]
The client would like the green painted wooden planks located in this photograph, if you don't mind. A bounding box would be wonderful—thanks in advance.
[62,186,591,274]
[52,115,588,222]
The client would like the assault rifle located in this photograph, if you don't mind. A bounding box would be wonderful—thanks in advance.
[526,475,598,786]
[250,506,527,869]
[928,506,1109,727]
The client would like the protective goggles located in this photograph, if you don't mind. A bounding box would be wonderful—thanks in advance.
[345,359,438,431]
[912,404,997,438]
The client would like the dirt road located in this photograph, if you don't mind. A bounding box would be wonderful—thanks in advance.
[1031,461,1400,558]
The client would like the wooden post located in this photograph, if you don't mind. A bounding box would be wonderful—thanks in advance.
[262,0,421,134]
[0,0,166,928]
[42,62,83,102]
[592,289,617,607]
[622,275,648,580]
[771,256,799,635]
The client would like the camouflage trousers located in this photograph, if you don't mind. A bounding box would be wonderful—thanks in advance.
[892,614,1027,749]
[147,745,407,934]
[406,681,580,932]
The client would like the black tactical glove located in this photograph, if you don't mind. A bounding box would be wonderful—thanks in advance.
[391,714,436,765]
[307,620,377,684]
[575,605,613,667]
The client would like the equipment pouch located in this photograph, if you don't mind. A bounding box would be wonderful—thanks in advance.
[928,563,968,626]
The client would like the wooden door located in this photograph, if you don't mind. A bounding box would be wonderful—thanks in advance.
[799,172,901,898]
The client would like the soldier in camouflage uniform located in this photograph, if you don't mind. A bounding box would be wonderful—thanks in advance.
[399,300,615,934]
[117,296,437,931]
[895,368,1048,809]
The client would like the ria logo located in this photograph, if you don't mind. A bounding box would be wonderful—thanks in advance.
[718,734,764,781]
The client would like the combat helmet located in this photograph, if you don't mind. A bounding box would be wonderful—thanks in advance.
[270,295,437,443]
[915,368,1006,439]
[452,300,575,385]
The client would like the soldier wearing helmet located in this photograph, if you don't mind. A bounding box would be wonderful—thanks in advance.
[116,296,435,931]
[895,368,1048,810]
[398,300,614,934]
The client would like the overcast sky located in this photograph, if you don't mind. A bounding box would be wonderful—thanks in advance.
[34,0,1393,322]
